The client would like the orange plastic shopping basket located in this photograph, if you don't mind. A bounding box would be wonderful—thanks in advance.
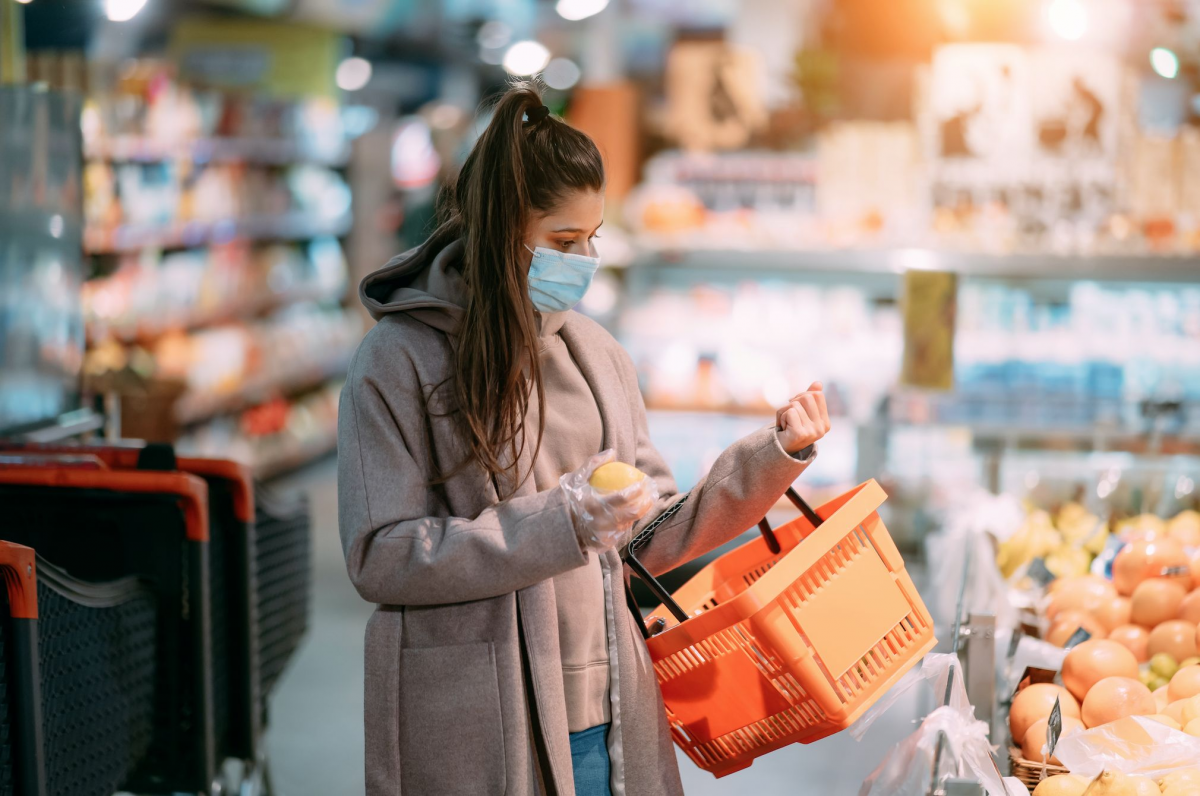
[625,479,936,777]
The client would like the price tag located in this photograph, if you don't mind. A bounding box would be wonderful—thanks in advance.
[1027,557,1056,587]
[1046,697,1063,761]
[1064,627,1092,649]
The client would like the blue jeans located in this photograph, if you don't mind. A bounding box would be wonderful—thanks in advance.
[569,724,612,796]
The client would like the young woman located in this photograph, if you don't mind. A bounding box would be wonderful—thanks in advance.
[338,82,829,796]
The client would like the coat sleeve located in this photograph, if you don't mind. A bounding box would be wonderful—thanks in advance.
[337,344,588,606]
[615,349,814,578]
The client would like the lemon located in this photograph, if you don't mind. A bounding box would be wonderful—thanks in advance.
[589,462,646,492]
[1032,774,1089,796]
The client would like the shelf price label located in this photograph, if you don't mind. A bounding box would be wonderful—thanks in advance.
[901,269,957,391]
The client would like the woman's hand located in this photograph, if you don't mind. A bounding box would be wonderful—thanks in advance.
[776,382,830,455]
[560,449,658,552]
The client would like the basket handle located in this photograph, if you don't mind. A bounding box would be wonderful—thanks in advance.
[625,485,825,631]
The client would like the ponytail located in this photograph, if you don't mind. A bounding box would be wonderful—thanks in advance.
[430,81,605,495]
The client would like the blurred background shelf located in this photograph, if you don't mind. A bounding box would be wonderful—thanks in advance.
[630,246,1200,285]
[86,283,346,345]
[86,136,351,167]
[84,212,354,255]
[174,349,353,426]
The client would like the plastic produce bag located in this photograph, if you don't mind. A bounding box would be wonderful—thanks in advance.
[559,449,659,550]
[926,489,1024,636]
[1054,715,1200,780]
[852,654,1026,796]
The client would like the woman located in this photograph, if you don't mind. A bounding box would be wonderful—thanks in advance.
[337,82,829,796]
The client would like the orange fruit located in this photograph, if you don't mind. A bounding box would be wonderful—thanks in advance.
[1131,578,1189,627]
[1180,589,1200,625]
[1021,715,1084,764]
[1010,683,1081,741]
[1062,639,1140,700]
[1108,624,1151,663]
[1048,576,1118,620]
[1113,539,1191,596]
[1080,676,1156,727]
[1149,620,1200,662]
[1169,665,1200,702]
[1047,611,1108,647]
[1093,595,1132,632]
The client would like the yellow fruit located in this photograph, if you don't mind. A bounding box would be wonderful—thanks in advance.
[1032,774,1090,796]
[588,462,646,492]
[1161,769,1200,791]
[1147,713,1182,730]
[1047,547,1092,579]
[1162,785,1200,796]
[1128,775,1164,796]
[1183,695,1200,726]
[1080,771,1157,796]
[1187,718,1200,737]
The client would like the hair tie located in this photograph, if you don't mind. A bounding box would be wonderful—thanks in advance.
[527,104,551,123]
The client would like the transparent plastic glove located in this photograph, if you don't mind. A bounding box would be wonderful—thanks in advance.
[560,449,659,552]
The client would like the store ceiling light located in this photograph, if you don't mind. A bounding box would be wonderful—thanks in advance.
[336,57,373,92]
[1047,0,1087,41]
[1151,47,1180,79]
[14,0,33,5]
[556,0,608,21]
[543,58,581,90]
[503,41,551,76]
[104,0,147,22]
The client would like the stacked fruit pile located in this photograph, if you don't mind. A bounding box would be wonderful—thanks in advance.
[1008,511,1200,794]
[1032,769,1200,795]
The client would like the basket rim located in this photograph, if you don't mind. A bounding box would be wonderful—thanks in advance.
[644,479,890,660]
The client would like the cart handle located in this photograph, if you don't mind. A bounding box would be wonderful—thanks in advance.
[625,486,822,632]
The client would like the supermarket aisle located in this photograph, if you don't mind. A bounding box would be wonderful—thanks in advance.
[265,456,372,795]
[262,456,930,796]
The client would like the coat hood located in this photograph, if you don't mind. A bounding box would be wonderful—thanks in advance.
[359,238,568,338]
[359,239,469,334]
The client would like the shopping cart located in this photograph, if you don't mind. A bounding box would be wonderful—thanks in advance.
[0,458,218,795]
[625,479,936,778]
[0,540,161,796]
[0,441,312,791]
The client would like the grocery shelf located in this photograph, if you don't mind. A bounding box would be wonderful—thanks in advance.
[86,282,348,346]
[174,349,353,426]
[85,136,351,167]
[85,211,353,255]
[630,245,1200,284]
[253,425,339,480]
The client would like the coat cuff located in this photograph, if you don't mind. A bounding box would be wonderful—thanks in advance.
[768,426,819,465]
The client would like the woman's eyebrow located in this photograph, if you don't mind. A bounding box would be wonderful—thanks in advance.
[551,221,604,234]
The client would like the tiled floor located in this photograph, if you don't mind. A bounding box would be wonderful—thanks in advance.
[264,456,934,795]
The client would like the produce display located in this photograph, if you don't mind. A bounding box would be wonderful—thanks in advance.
[996,498,1200,794]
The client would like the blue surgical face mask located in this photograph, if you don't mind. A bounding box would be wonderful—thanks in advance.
[524,244,601,313]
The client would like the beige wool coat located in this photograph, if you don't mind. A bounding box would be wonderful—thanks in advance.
[337,240,813,795]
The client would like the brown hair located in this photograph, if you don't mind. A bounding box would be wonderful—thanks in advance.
[428,81,604,495]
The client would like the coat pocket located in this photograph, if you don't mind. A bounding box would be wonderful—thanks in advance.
[398,641,506,795]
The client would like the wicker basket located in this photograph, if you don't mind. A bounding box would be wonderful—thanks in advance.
[1009,747,1070,793]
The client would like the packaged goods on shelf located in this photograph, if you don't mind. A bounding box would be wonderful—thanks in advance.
[83,237,348,342]
[177,380,342,478]
[81,60,348,165]
[84,160,351,253]
[617,281,901,422]
[629,45,1200,256]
